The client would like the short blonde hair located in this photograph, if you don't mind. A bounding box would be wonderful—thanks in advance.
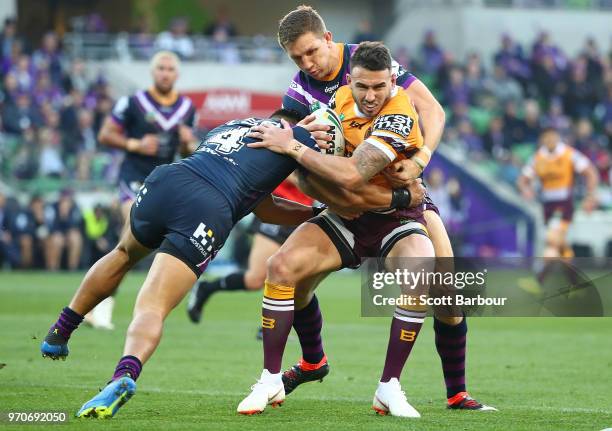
[150,50,180,71]
[278,5,326,48]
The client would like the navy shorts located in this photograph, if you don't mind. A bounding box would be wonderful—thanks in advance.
[424,191,440,215]
[130,164,234,277]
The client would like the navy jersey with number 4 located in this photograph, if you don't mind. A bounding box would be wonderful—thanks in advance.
[179,118,318,222]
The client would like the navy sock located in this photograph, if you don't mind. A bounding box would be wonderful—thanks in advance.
[434,316,468,398]
[112,355,142,381]
[202,272,246,293]
[293,295,325,364]
[49,307,84,341]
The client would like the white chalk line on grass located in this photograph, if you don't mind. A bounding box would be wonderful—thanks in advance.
[7,382,612,415]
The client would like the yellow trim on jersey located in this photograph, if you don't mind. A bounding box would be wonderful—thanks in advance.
[148,87,179,106]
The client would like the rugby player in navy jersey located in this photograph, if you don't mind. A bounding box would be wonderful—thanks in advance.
[39,110,425,419]
[248,6,494,413]
[88,51,198,330]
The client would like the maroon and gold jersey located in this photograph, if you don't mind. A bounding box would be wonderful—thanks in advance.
[331,85,423,187]
[522,142,591,202]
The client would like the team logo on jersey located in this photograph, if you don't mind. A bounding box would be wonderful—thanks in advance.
[190,222,215,258]
[349,120,367,129]
[374,114,414,138]
[145,111,157,124]
[325,82,340,94]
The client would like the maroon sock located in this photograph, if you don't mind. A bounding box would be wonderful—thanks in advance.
[380,308,425,382]
[262,281,294,373]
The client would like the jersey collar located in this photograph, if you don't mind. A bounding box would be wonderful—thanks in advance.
[319,43,345,82]
[148,87,179,106]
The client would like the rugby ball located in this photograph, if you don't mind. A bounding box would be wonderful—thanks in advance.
[311,107,345,156]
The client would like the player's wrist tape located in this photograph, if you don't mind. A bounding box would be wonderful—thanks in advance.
[419,146,432,158]
[391,188,412,209]
[292,126,314,146]
[412,156,427,172]
[312,205,327,217]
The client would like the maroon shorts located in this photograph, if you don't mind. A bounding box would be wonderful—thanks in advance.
[424,191,440,215]
[308,206,428,269]
[543,199,574,224]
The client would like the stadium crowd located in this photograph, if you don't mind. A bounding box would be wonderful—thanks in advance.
[393,30,612,190]
[0,15,611,269]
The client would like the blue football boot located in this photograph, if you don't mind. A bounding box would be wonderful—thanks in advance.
[41,328,69,360]
[76,376,137,419]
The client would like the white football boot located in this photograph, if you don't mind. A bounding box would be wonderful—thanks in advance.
[237,369,285,415]
[372,378,421,418]
[88,297,115,330]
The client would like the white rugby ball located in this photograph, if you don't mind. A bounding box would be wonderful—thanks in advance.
[311,107,345,156]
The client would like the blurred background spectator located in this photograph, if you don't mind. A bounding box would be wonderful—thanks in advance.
[155,17,194,59]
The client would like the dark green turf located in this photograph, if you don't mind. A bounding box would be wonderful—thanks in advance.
[0,271,611,430]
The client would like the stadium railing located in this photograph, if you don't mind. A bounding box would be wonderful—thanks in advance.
[63,33,289,63]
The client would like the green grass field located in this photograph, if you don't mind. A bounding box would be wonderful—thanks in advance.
[1,271,611,430]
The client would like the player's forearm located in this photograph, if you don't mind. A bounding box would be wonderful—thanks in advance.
[304,174,391,211]
[254,195,313,226]
[408,80,445,153]
[98,129,133,151]
[290,141,365,189]
[418,103,445,154]
[584,167,599,196]
[516,174,530,192]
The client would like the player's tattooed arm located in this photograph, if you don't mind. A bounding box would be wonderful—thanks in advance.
[352,142,392,184]
[247,120,391,189]
[299,172,394,212]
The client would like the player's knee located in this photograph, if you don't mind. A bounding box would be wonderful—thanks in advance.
[433,314,464,326]
[244,268,265,290]
[267,250,300,284]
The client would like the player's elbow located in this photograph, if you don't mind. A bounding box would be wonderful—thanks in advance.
[97,129,110,146]
[344,172,367,190]
[436,104,446,126]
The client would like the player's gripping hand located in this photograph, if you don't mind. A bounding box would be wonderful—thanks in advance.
[297,114,333,151]
[382,158,422,187]
[247,119,330,154]
[127,134,159,156]
[407,178,426,207]
[139,134,159,156]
